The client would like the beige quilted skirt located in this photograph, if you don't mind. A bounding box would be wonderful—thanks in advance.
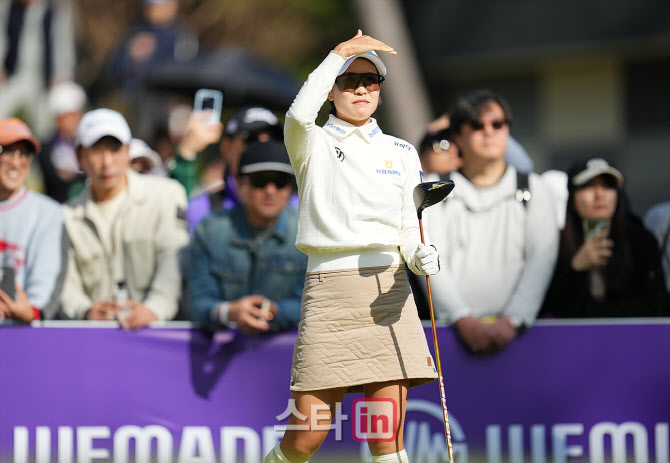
[290,265,437,393]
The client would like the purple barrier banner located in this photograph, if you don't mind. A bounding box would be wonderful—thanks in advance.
[0,321,669,463]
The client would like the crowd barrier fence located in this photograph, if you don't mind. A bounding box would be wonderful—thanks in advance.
[1,319,668,463]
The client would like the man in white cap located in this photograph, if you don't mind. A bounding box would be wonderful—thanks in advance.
[60,108,189,329]
[129,137,166,176]
[39,81,88,202]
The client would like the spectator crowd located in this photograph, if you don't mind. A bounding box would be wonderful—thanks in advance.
[1,0,669,357]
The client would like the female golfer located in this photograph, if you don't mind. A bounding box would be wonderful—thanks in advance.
[263,31,440,463]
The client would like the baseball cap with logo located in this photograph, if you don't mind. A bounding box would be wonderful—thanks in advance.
[0,118,41,153]
[569,158,624,188]
[237,140,294,176]
[225,107,281,139]
[338,50,387,77]
[75,108,132,148]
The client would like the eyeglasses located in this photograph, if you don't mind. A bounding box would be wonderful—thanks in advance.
[0,146,33,163]
[469,119,508,131]
[334,73,385,92]
[246,172,293,189]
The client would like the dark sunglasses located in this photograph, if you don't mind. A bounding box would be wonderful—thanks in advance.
[334,73,385,92]
[469,119,508,131]
[239,130,266,143]
[246,172,293,189]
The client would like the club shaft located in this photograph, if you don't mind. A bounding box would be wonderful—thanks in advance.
[418,219,454,463]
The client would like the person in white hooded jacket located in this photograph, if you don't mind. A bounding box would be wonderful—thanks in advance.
[424,89,559,355]
[264,31,439,463]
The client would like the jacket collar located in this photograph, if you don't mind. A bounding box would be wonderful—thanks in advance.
[230,204,290,245]
[79,169,148,222]
[323,114,383,144]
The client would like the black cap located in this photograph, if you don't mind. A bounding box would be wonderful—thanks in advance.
[568,158,624,188]
[225,107,281,138]
[237,140,294,176]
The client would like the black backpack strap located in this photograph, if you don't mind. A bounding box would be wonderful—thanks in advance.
[515,171,531,208]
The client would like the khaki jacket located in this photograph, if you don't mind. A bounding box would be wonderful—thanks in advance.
[61,170,189,320]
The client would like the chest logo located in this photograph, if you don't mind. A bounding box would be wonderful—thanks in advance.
[335,147,345,162]
[376,161,401,177]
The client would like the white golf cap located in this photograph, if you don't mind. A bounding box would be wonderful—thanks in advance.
[338,50,387,77]
[75,108,131,148]
[48,81,87,116]
[129,138,162,168]
[570,158,624,188]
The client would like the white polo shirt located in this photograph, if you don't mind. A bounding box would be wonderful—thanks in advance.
[285,52,428,272]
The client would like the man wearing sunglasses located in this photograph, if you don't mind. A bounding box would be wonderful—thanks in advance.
[0,118,66,323]
[189,139,307,335]
[423,89,559,355]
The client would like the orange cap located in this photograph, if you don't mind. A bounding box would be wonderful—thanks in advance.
[0,118,41,153]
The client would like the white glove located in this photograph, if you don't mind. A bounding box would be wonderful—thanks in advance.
[410,243,440,275]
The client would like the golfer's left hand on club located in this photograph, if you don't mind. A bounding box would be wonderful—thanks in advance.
[411,243,440,275]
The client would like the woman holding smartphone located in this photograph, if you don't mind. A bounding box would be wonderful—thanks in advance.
[263,31,440,463]
[540,158,668,318]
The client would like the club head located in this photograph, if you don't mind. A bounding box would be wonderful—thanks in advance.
[414,180,455,219]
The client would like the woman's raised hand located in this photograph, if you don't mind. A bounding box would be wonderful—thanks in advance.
[571,229,614,271]
[333,30,396,58]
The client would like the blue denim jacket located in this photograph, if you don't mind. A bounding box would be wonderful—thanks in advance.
[189,205,307,329]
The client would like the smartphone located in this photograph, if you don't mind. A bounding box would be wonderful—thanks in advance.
[193,89,223,124]
[0,266,16,300]
[584,218,608,241]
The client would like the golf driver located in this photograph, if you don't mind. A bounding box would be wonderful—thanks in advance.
[413,180,456,462]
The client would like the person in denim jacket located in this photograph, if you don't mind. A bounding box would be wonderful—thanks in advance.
[189,139,306,334]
